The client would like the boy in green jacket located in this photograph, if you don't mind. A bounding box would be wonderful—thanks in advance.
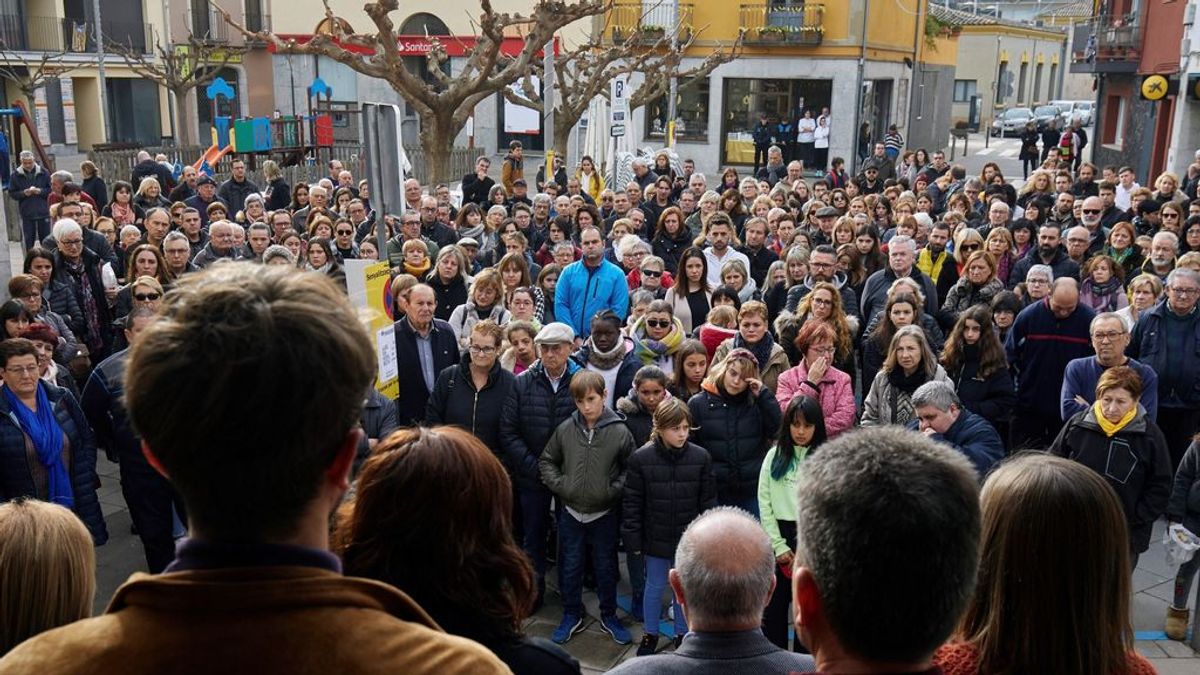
[540,370,635,647]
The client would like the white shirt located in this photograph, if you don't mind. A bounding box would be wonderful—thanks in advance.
[1115,182,1139,211]
[814,124,830,149]
[797,118,817,143]
[703,246,751,288]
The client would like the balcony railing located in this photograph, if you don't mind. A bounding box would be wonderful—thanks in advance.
[1070,13,1140,73]
[0,14,152,54]
[608,2,695,45]
[740,4,824,46]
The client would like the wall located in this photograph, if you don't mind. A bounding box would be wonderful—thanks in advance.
[1167,9,1200,174]
[908,63,956,152]
[950,28,1066,124]
[1141,0,1186,75]
[1093,75,1156,180]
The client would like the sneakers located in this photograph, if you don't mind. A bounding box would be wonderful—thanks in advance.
[599,613,633,644]
[551,614,585,644]
[636,633,659,656]
[1166,605,1190,641]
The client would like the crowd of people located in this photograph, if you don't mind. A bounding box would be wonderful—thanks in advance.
[1,132,1200,672]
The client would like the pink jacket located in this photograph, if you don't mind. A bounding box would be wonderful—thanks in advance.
[776,360,857,438]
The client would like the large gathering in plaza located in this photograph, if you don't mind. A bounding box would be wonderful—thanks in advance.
[2,0,1200,673]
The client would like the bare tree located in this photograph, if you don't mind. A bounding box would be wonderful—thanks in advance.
[0,45,79,133]
[110,37,248,147]
[214,0,609,184]
[504,21,742,161]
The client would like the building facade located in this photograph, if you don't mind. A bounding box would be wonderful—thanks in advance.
[0,0,172,156]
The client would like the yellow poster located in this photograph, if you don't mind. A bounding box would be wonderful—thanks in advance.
[346,259,399,400]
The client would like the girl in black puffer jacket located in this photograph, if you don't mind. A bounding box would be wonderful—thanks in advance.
[622,398,716,655]
[616,365,671,448]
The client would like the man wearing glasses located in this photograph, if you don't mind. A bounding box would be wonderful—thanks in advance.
[787,244,860,321]
[385,213,438,269]
[1128,268,1200,469]
[1061,311,1158,423]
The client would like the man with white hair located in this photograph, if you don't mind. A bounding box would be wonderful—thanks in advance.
[1143,231,1178,281]
[130,149,174,193]
[608,508,815,672]
[8,150,51,250]
[192,220,243,268]
[860,234,939,319]
[290,184,338,233]
[910,381,1004,479]
[631,157,657,191]
[688,172,707,198]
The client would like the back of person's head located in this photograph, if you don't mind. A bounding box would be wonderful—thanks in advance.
[794,427,980,665]
[674,507,775,629]
[333,426,533,635]
[0,499,95,654]
[125,263,375,542]
[958,453,1132,675]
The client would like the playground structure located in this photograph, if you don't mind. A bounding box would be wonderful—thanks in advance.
[192,75,344,175]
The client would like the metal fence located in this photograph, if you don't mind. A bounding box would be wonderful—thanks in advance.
[84,143,483,191]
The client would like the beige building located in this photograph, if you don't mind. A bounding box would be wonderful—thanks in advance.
[0,0,173,157]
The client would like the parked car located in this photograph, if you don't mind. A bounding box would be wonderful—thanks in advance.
[991,107,1034,137]
[1033,105,1062,131]
[1072,101,1094,126]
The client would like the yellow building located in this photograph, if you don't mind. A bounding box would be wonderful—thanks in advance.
[0,0,173,157]
[603,0,945,172]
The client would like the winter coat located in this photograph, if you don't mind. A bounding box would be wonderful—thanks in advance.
[393,317,459,426]
[616,395,654,448]
[52,247,114,358]
[1168,441,1200,536]
[1050,405,1172,553]
[447,301,510,352]
[539,408,634,514]
[8,165,51,220]
[217,177,261,213]
[1007,245,1081,289]
[860,266,940,320]
[909,409,1004,480]
[653,228,694,274]
[42,279,84,342]
[663,286,711,335]
[425,274,469,323]
[941,277,1004,317]
[554,259,630,339]
[785,272,862,321]
[687,383,782,501]
[711,338,791,393]
[81,175,109,208]
[946,357,1015,428]
[1005,299,1095,412]
[499,359,582,491]
[861,365,951,427]
[425,357,517,457]
[1127,300,1200,409]
[775,361,857,438]
[860,312,946,389]
[621,439,717,558]
[0,382,107,544]
[1079,278,1129,313]
[1060,356,1158,423]
[191,242,243,269]
[130,159,175,195]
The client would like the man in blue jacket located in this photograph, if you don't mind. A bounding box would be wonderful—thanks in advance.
[555,226,629,342]
[1005,277,1095,450]
[1062,312,1158,423]
[911,381,1004,481]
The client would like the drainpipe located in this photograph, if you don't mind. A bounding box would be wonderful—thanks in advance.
[852,0,871,173]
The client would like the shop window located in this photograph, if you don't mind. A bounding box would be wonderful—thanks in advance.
[645,76,710,142]
[720,78,832,165]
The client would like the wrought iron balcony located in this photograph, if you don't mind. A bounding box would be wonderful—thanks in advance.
[1070,14,1141,74]
[608,2,695,45]
[0,14,152,54]
[740,4,824,46]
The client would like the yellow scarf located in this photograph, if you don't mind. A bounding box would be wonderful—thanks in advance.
[1093,401,1135,437]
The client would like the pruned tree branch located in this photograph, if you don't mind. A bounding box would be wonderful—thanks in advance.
[0,44,80,99]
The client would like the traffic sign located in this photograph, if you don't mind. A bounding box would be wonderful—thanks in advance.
[611,74,629,110]
[611,124,626,137]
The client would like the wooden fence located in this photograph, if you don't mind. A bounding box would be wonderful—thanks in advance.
[85,144,483,191]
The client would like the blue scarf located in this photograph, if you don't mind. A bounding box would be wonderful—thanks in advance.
[4,383,72,508]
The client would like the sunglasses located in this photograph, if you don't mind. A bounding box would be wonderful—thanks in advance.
[960,244,980,252]
[134,292,161,301]
[1082,209,1101,215]
[336,229,354,235]
[641,269,662,278]
[646,319,671,329]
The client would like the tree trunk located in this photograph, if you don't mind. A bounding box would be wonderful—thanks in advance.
[420,109,463,185]
[171,86,195,147]
[553,115,573,165]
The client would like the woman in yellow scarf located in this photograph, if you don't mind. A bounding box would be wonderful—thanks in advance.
[1049,365,1173,565]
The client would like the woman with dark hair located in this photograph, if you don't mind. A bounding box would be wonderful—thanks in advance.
[616,365,670,448]
[0,338,107,544]
[1050,366,1171,564]
[853,224,885,277]
[534,216,579,267]
[861,292,931,392]
[940,306,1015,431]
[334,426,580,675]
[720,167,740,193]
[990,290,1024,343]
[759,395,827,651]
[651,206,692,273]
[0,300,34,340]
[1105,221,1144,281]
[934,454,1156,675]
[670,338,708,402]
[572,309,639,408]
[101,180,145,227]
[288,182,310,212]
[719,188,747,232]
[304,237,346,291]
[23,250,82,345]
[709,285,742,313]
[662,247,711,334]
[8,274,77,366]
[112,245,172,318]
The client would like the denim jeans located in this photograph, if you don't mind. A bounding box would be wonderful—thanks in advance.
[644,555,686,637]
[517,485,554,595]
[558,509,619,617]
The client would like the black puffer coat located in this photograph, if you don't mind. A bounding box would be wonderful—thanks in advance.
[946,354,1015,428]
[687,383,782,501]
[426,356,517,456]
[616,395,654,448]
[621,440,717,558]
[499,360,581,491]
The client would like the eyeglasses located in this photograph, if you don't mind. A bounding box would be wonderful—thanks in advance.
[1170,286,1200,296]
[646,319,671,329]
[467,345,497,355]
[811,297,833,306]
[1092,330,1125,342]
[134,292,161,301]
[336,229,353,235]
[640,269,662,278]
[59,238,83,246]
[4,365,38,375]
[809,261,834,269]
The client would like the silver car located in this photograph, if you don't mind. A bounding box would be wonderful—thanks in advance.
[991,108,1034,137]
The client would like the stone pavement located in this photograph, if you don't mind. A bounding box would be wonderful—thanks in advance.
[90,444,1199,671]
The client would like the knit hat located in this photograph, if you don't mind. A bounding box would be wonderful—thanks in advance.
[262,244,296,266]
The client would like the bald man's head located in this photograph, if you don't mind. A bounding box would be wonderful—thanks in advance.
[672,507,775,630]
[1049,277,1080,318]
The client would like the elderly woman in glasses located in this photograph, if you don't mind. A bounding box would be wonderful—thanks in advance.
[425,320,517,459]
[50,219,113,361]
